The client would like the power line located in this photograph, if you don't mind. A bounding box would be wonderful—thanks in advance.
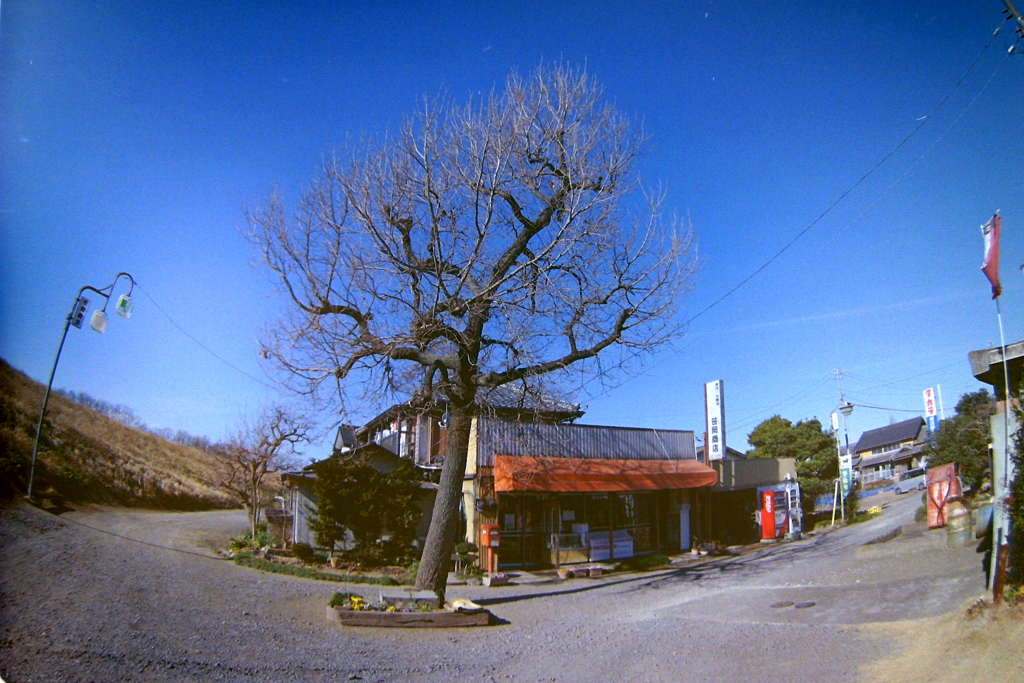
[579,19,1012,412]
[850,402,921,414]
[681,20,1007,328]
[135,282,280,392]
[727,374,834,433]
[809,31,1013,259]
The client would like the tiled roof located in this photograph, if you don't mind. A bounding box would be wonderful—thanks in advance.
[855,443,924,469]
[473,384,582,416]
[853,417,925,454]
[359,383,584,433]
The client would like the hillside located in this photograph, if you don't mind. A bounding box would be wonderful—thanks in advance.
[0,359,235,509]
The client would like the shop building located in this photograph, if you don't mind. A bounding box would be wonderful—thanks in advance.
[284,385,726,568]
[468,417,718,568]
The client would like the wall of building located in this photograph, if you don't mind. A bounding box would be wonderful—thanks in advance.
[712,457,796,491]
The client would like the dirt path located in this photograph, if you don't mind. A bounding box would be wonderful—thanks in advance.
[1,499,1020,682]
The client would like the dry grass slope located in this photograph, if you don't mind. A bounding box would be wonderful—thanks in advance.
[0,358,235,510]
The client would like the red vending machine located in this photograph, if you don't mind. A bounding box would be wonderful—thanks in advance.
[760,490,777,540]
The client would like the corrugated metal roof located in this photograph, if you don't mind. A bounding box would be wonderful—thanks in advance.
[475,417,696,467]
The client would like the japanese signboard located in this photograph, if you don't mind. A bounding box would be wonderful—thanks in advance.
[923,387,939,433]
[704,380,726,461]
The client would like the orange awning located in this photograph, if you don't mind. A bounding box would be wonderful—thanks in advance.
[494,455,718,493]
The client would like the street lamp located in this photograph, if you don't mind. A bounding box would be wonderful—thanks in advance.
[26,272,136,500]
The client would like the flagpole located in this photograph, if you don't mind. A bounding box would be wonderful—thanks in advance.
[989,295,1012,594]
[980,210,1013,596]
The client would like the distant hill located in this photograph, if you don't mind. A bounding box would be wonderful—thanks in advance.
[0,359,235,509]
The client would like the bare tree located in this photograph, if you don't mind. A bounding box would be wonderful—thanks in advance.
[217,407,305,538]
[246,64,699,600]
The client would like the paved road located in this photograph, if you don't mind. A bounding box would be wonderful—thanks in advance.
[0,493,985,682]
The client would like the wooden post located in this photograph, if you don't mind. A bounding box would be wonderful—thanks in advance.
[609,494,617,562]
[993,542,1010,603]
[654,492,662,554]
[519,492,525,568]
[554,497,561,570]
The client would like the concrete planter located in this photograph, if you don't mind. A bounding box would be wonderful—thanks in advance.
[482,573,509,587]
[326,605,491,628]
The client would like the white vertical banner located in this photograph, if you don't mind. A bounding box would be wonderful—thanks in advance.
[832,411,852,497]
[923,388,937,417]
[704,380,726,461]
[923,387,939,432]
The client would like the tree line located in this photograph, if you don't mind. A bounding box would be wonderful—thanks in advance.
[57,388,222,454]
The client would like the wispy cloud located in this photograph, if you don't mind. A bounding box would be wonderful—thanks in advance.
[717,292,972,334]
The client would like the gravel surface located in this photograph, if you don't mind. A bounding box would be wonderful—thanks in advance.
[0,494,988,682]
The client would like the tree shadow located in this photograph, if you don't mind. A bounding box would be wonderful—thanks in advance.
[26,494,75,516]
[473,533,837,607]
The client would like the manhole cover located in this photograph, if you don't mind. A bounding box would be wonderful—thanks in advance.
[794,601,816,609]
[770,601,794,608]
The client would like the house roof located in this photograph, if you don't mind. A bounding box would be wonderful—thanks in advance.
[474,384,582,416]
[854,443,925,469]
[359,383,584,434]
[853,417,925,454]
[474,416,696,467]
[333,424,357,452]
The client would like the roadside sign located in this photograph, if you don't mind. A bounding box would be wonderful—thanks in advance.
[924,388,939,434]
[839,465,852,498]
[704,380,725,461]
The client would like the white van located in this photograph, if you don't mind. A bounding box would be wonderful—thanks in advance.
[895,468,927,494]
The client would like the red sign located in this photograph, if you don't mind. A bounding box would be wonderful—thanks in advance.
[927,463,961,529]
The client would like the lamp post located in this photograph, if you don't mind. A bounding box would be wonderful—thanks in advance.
[26,272,136,500]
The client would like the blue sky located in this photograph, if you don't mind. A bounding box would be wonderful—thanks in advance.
[2,1,1022,455]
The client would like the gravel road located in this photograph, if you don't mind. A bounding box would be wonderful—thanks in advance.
[0,494,988,682]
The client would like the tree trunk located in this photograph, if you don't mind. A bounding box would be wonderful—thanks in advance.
[415,403,474,604]
[249,504,260,539]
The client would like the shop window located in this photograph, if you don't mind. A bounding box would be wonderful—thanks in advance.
[590,494,611,530]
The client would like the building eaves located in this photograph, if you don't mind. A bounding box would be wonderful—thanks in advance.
[854,443,924,469]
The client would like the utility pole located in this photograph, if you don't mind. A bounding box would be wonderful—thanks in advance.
[832,369,854,521]
[1003,0,1024,37]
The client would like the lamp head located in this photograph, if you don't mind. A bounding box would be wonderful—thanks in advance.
[89,309,108,334]
[115,293,133,318]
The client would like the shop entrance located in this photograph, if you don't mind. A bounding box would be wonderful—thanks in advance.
[499,491,657,568]
[679,504,691,551]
